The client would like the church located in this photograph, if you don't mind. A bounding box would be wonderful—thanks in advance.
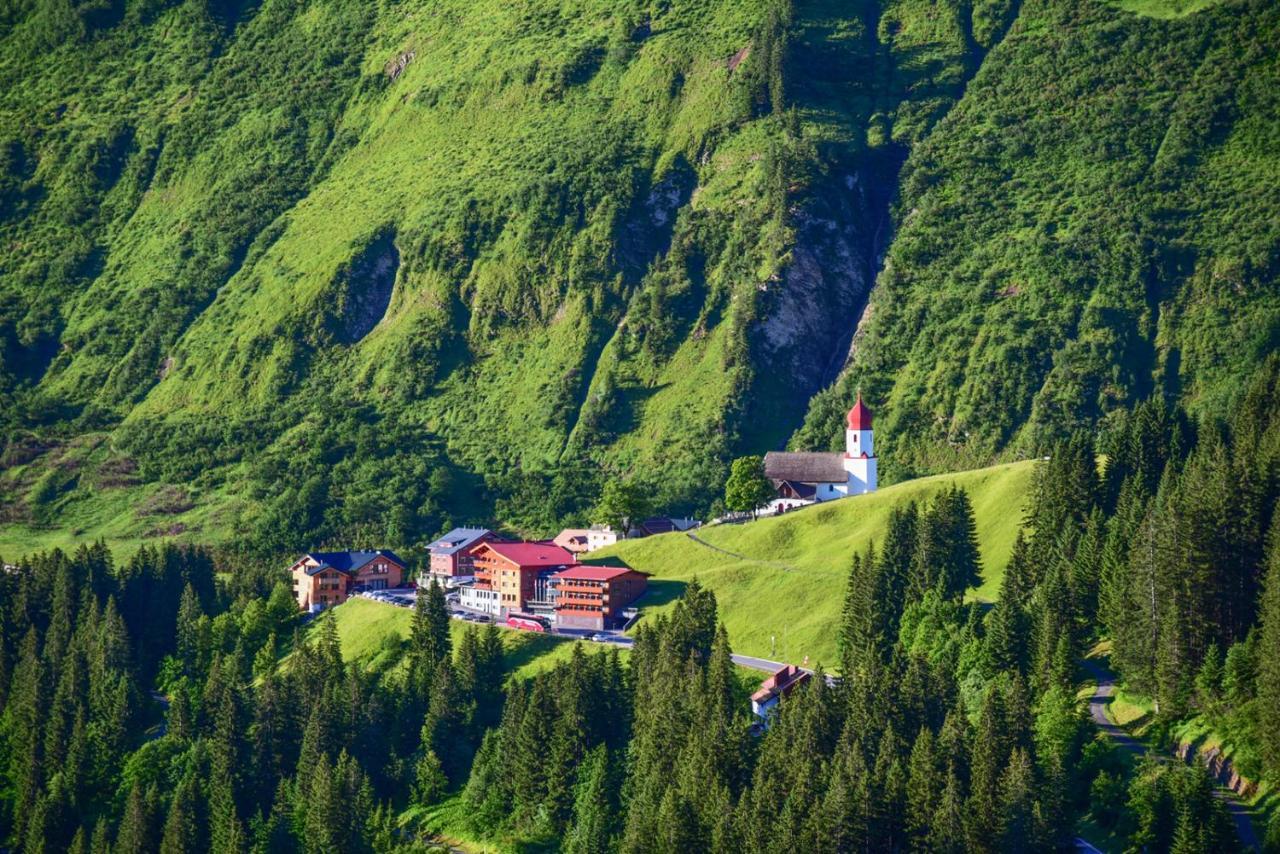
[762,395,878,513]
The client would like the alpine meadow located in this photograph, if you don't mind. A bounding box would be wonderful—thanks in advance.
[1,0,1279,852]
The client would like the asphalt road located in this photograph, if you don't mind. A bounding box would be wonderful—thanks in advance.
[1082,659,1259,851]
[730,653,792,673]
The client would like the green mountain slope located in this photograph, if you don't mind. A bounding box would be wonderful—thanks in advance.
[795,0,1280,479]
[597,458,1036,668]
[1,0,1275,549]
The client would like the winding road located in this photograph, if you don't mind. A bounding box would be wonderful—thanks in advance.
[1082,660,1260,851]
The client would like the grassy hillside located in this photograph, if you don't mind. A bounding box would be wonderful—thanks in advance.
[2,0,1276,554]
[1107,0,1224,17]
[322,597,604,682]
[597,459,1036,670]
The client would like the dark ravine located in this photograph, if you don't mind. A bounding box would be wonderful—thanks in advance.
[337,230,400,345]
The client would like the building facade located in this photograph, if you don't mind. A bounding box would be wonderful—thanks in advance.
[423,527,496,584]
[469,541,576,617]
[550,565,648,631]
[750,664,811,722]
[289,550,406,611]
[459,583,501,616]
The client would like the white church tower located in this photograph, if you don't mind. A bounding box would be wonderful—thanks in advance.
[843,393,877,495]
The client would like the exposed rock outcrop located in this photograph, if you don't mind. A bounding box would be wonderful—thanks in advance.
[755,160,900,411]
[336,231,399,344]
[1174,739,1259,800]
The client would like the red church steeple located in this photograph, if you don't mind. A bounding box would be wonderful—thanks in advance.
[846,393,873,431]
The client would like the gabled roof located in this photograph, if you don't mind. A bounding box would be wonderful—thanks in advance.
[763,451,846,485]
[553,529,591,551]
[475,541,575,569]
[550,565,643,583]
[751,664,811,703]
[778,480,817,499]
[301,550,405,576]
[426,527,491,556]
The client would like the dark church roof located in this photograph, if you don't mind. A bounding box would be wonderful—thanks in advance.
[763,452,846,485]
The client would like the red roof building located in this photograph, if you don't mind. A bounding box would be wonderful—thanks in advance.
[470,542,576,615]
[550,565,648,631]
[750,664,811,722]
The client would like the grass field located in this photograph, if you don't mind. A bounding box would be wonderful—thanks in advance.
[1106,0,1224,18]
[321,597,615,682]
[594,459,1037,670]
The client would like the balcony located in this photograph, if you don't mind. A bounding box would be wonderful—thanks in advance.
[556,595,605,610]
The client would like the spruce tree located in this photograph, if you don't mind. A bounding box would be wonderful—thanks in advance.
[564,746,615,854]
[412,749,447,806]
[928,768,967,854]
[8,628,47,845]
[511,677,555,828]
[1258,508,1280,775]
[966,683,1008,850]
[175,585,203,677]
[905,727,941,849]
[88,818,109,854]
[997,747,1035,852]
[159,772,202,854]
[115,782,159,854]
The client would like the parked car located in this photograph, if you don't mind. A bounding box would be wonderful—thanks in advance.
[588,632,606,642]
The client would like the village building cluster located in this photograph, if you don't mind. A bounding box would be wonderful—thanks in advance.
[287,519,694,632]
[289,399,876,720]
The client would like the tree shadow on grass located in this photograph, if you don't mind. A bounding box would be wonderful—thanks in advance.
[634,578,687,610]
[501,631,572,675]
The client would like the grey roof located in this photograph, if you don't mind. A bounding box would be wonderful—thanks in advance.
[304,550,405,576]
[763,452,847,485]
[426,527,491,557]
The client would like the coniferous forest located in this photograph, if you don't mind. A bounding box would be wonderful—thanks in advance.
[1,357,1278,852]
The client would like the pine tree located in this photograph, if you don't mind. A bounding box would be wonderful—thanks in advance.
[1258,508,1280,775]
[905,727,941,849]
[159,772,203,854]
[564,745,615,854]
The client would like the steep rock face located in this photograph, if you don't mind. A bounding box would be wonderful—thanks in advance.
[756,165,898,407]
[336,232,399,345]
